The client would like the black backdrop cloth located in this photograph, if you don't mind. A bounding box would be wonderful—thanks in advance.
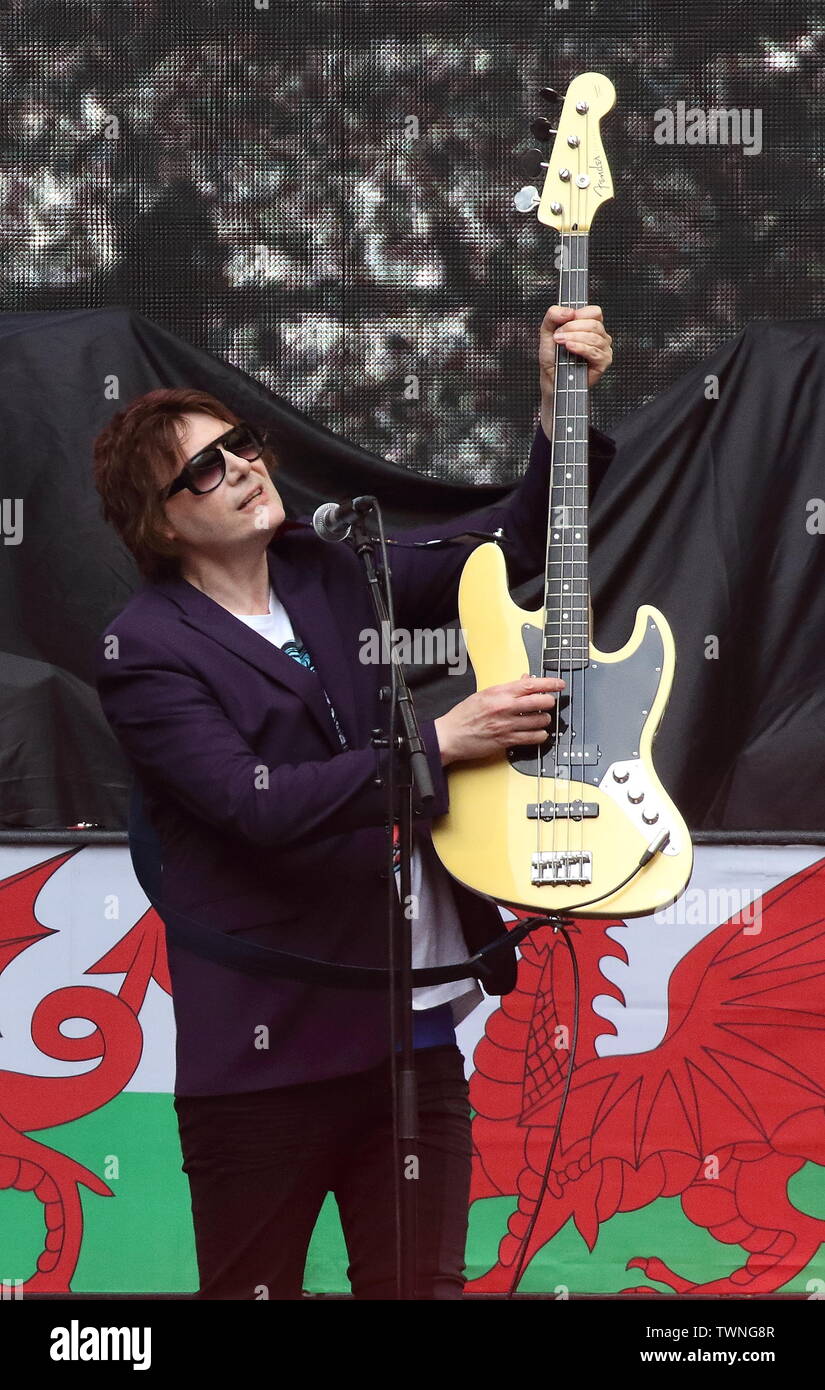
[1,308,823,832]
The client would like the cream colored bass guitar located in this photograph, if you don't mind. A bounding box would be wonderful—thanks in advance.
[431,73,693,917]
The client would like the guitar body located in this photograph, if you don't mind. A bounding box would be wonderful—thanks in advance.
[430,543,694,915]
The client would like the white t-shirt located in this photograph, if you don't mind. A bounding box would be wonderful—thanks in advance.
[235,584,482,1023]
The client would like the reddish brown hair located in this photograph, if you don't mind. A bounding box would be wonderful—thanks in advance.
[92,387,278,581]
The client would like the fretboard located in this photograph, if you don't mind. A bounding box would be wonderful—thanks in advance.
[544,231,590,673]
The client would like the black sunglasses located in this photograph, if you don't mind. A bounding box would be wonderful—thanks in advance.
[160,423,265,501]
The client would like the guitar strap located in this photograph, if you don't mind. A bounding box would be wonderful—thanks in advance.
[128,776,532,992]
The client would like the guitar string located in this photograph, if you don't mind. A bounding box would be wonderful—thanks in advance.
[543,232,575,881]
[578,168,591,880]
[575,144,588,880]
[568,225,585,878]
[538,282,555,872]
[545,226,575,880]
[564,229,577,876]
[559,145,587,880]
[541,170,589,889]
[538,228,561,876]
[549,232,570,875]
[560,230,582,880]
[560,232,573,873]
[563,192,588,881]
[567,226,581,876]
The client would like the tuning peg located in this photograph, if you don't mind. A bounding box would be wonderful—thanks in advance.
[530,116,558,142]
[513,185,540,213]
[518,147,547,178]
[539,86,561,103]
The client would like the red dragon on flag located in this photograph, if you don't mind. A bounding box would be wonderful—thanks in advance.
[468,857,825,1294]
[0,850,168,1293]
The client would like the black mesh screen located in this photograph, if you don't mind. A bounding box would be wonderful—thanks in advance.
[2,0,821,479]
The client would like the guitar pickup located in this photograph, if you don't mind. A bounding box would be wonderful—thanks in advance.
[531,851,593,886]
[508,744,599,767]
[527,800,599,821]
[557,744,600,767]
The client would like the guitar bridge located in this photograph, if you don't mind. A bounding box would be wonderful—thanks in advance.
[531,851,593,886]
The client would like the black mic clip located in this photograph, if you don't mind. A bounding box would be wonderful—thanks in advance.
[312,495,377,542]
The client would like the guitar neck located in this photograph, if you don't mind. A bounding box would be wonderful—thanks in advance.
[544,231,590,674]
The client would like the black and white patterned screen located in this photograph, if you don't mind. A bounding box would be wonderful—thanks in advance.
[2,0,821,479]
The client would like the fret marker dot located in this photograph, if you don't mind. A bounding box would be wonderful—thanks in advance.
[575,531,581,539]
[563,583,569,591]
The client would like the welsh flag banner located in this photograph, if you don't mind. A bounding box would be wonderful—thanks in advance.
[1,842,823,1296]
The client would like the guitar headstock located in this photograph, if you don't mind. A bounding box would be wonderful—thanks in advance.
[515,72,616,233]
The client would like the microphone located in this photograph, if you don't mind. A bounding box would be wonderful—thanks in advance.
[312,495,376,542]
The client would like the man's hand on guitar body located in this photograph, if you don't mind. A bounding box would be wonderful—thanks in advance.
[434,675,565,766]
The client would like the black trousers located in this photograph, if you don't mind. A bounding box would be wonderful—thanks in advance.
[173,1043,472,1300]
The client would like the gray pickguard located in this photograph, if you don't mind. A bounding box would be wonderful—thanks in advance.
[508,619,664,783]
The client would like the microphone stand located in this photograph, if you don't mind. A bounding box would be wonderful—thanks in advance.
[349,503,435,1303]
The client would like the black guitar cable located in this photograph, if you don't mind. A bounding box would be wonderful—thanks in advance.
[502,834,672,1297]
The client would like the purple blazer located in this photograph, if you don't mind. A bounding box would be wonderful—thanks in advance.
[96,424,615,1094]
